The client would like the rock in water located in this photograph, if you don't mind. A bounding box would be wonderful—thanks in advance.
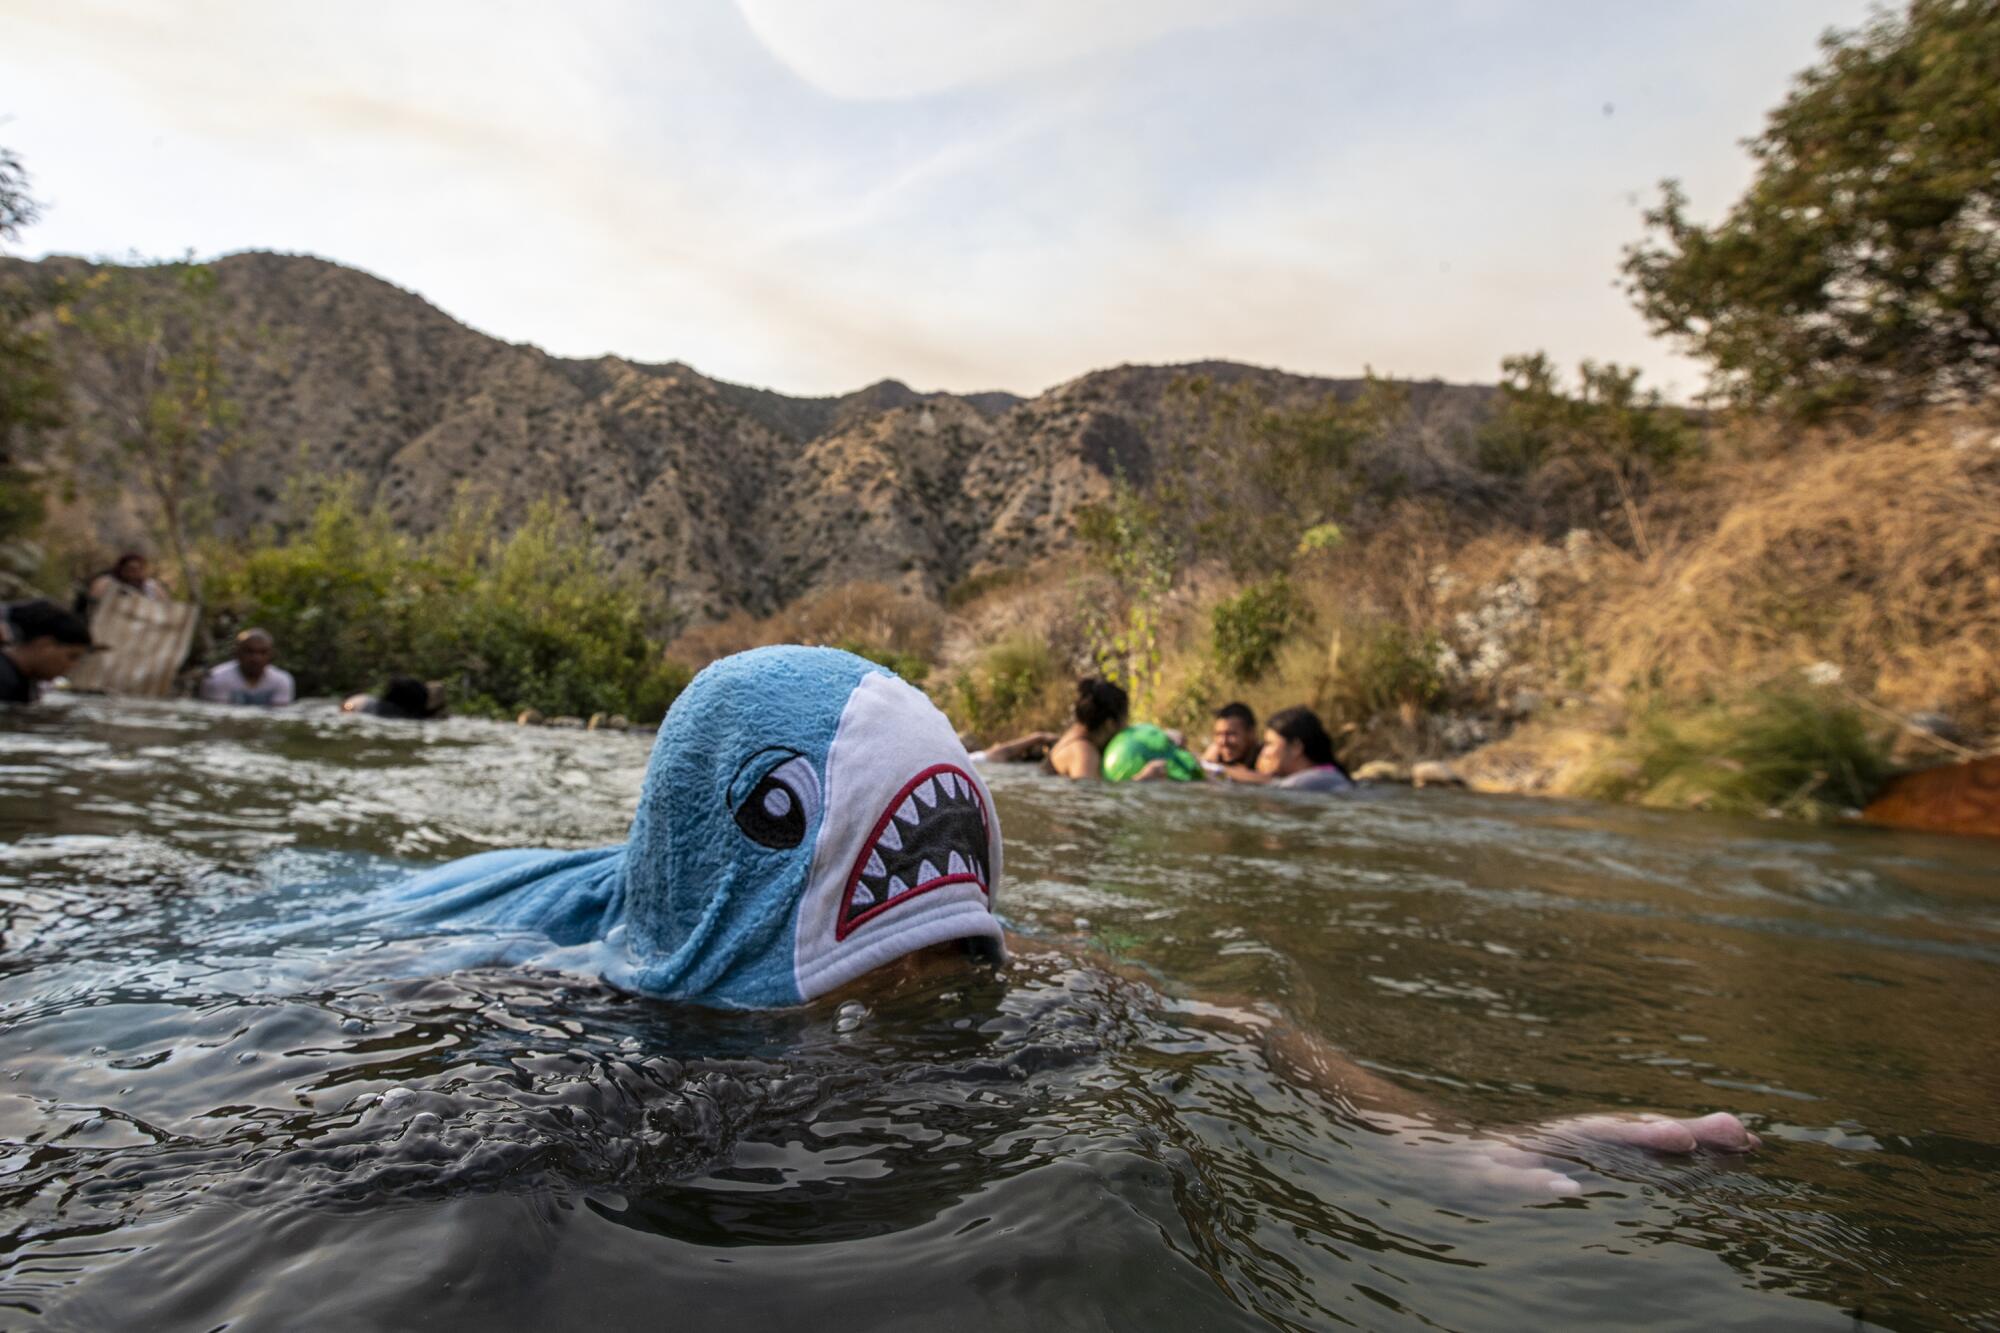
[1862,757,2000,839]
[1353,760,1409,784]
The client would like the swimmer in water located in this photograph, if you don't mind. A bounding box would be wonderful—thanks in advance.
[1200,701,1260,778]
[1216,704,1356,792]
[973,675,1131,779]
[1043,676,1128,780]
[388,644,1757,1191]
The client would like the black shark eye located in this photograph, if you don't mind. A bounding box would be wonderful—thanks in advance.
[733,754,821,850]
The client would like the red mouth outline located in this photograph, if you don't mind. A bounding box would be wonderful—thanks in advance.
[834,762,990,941]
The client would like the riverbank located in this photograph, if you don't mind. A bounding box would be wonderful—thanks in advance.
[670,410,2000,831]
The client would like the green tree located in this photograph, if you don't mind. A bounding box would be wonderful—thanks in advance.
[1075,480,1178,716]
[1476,353,1698,554]
[1624,1,2000,414]
[1210,575,1306,682]
[1156,373,1402,577]
[0,147,64,542]
[65,260,241,601]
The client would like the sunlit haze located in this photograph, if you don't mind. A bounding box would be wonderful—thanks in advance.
[1,0,1872,397]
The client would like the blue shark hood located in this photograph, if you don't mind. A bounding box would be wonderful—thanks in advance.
[386,645,1004,1008]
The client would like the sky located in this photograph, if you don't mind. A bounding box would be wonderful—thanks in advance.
[0,0,1875,399]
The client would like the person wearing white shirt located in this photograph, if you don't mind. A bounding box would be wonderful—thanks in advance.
[199,628,296,707]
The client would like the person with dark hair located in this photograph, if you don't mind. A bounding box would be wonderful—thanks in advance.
[1201,701,1259,775]
[1,600,98,704]
[341,675,447,720]
[1046,675,1129,779]
[85,552,167,608]
[1255,705,1355,792]
[199,628,296,707]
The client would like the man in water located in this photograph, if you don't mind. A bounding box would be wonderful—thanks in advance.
[199,628,297,707]
[0,600,96,704]
[1201,702,1259,776]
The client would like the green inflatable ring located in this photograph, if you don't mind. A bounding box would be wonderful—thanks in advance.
[1101,723,1204,783]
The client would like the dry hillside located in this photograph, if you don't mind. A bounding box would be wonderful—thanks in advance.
[9,252,1495,623]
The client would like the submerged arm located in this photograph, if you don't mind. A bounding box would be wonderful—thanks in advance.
[979,731,1059,763]
[1029,934,1758,1196]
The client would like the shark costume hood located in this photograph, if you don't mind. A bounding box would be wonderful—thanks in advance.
[387,646,1004,1008]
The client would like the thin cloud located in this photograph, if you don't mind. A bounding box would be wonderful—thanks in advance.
[731,0,1303,100]
[0,0,1874,399]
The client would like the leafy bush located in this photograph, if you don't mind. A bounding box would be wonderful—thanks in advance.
[1152,373,1399,577]
[1076,481,1178,718]
[1211,576,1307,682]
[1577,686,1893,821]
[945,633,1065,740]
[1322,616,1448,723]
[203,485,689,721]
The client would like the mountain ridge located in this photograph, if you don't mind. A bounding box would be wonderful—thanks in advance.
[9,250,1497,622]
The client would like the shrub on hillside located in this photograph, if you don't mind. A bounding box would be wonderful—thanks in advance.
[833,639,931,684]
[1577,685,1893,821]
[1323,616,1449,726]
[1475,353,1699,553]
[1211,576,1307,682]
[944,633,1066,742]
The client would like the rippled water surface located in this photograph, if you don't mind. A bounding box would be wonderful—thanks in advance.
[2,698,1997,1331]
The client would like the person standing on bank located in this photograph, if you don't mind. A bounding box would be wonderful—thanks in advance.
[85,552,168,608]
[0,601,97,704]
[199,629,296,707]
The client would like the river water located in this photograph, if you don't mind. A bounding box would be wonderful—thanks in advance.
[0,698,1995,1331]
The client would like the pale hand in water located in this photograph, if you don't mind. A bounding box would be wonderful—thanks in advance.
[1455,1112,1762,1197]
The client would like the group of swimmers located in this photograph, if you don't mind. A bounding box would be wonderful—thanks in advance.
[979,676,1355,793]
[196,626,445,717]
[0,595,444,718]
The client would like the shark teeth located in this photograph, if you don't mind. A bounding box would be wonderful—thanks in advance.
[838,763,994,937]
